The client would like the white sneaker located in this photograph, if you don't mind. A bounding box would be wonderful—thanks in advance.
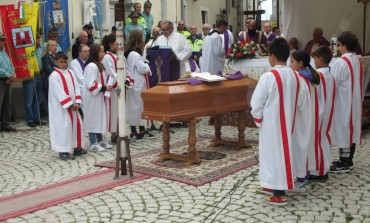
[289,181,308,193]
[90,143,106,152]
[99,141,113,149]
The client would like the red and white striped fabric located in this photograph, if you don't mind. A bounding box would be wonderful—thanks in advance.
[330,53,363,148]
[251,66,310,190]
[48,68,84,152]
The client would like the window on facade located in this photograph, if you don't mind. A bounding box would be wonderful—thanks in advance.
[201,10,208,24]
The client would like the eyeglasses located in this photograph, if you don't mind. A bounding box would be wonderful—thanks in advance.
[152,32,159,35]
[178,24,184,26]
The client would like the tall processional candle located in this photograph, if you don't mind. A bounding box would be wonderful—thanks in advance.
[116,21,127,157]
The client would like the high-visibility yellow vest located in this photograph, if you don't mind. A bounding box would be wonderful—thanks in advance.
[180,30,190,38]
[187,36,203,52]
[125,16,147,28]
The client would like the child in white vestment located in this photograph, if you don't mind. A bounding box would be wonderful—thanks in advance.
[251,38,310,205]
[83,43,113,152]
[49,52,84,160]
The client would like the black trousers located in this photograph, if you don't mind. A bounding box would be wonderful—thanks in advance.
[0,79,11,127]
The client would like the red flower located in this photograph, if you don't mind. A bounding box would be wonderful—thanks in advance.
[235,52,243,58]
[226,48,232,57]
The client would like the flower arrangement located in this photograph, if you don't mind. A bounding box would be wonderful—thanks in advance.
[227,39,257,62]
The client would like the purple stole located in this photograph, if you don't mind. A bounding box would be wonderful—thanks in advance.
[224,30,229,54]
[76,57,85,71]
[189,59,197,72]
[266,33,277,42]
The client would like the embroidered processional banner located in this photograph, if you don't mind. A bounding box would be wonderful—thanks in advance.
[43,0,70,52]
[0,3,39,79]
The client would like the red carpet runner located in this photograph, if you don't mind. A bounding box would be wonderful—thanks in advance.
[0,169,150,221]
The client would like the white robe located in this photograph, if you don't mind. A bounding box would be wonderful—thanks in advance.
[49,68,83,152]
[311,67,336,176]
[200,31,225,74]
[330,53,363,148]
[69,58,86,95]
[297,75,320,175]
[156,31,192,76]
[102,52,119,133]
[251,66,309,190]
[126,51,151,126]
[83,63,107,133]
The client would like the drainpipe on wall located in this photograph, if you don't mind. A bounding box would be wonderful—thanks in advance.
[161,0,167,20]
[181,0,185,21]
[173,0,177,23]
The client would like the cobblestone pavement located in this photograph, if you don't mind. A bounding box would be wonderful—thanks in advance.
[1,119,370,223]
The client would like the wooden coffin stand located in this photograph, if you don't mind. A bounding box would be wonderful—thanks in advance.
[141,77,257,166]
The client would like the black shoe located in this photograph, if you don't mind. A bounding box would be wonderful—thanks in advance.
[59,152,75,160]
[34,121,47,125]
[130,133,143,141]
[329,161,350,173]
[111,135,117,144]
[27,122,38,128]
[308,174,329,182]
[150,123,157,131]
[336,159,354,170]
[139,130,156,139]
[73,148,87,156]
[1,126,16,132]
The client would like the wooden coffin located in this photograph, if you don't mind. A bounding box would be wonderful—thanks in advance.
[141,77,258,122]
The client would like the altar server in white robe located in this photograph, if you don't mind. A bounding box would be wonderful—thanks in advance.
[69,45,90,96]
[200,19,227,75]
[251,38,310,206]
[330,32,364,173]
[83,43,113,152]
[309,46,336,180]
[156,20,192,76]
[125,29,155,140]
[102,34,119,142]
[49,52,83,160]
[290,50,321,192]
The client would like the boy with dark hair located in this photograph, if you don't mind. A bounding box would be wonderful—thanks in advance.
[330,31,363,173]
[49,51,84,160]
[251,38,310,205]
[308,46,336,181]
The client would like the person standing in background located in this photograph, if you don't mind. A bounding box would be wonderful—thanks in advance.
[142,0,154,43]
[0,33,16,132]
[22,34,46,128]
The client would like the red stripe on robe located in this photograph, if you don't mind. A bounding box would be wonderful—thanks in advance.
[342,57,355,147]
[271,70,294,190]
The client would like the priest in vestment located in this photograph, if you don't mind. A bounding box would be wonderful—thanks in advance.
[304,28,330,55]
[237,19,268,53]
[200,20,227,75]
[156,20,192,76]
